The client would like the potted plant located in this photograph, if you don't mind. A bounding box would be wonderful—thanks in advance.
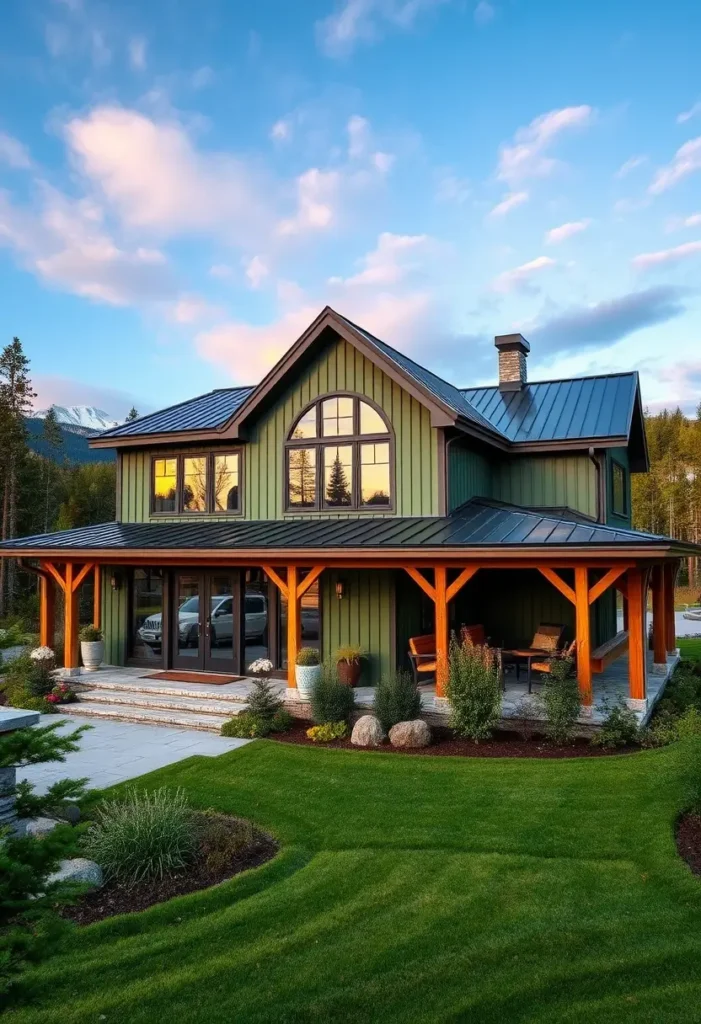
[335,645,365,687]
[295,647,321,698]
[80,625,104,671]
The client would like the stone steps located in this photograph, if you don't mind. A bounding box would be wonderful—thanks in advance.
[81,678,249,704]
[59,701,234,733]
[78,689,244,717]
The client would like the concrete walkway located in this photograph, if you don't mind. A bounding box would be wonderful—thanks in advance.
[19,714,250,794]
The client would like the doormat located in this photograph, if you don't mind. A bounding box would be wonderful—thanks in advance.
[144,671,244,685]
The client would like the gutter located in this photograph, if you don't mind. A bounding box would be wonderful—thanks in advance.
[588,447,606,524]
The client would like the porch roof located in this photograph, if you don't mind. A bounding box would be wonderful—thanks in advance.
[1,498,698,560]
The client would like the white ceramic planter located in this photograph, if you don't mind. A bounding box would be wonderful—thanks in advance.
[295,663,321,699]
[81,640,104,672]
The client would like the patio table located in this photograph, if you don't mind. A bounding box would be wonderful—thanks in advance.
[502,648,551,693]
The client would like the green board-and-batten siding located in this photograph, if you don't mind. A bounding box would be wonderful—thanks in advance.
[447,440,492,512]
[322,570,395,685]
[119,337,438,523]
[490,455,597,519]
[102,567,127,666]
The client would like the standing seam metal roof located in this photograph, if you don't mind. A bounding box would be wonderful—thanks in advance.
[97,387,254,439]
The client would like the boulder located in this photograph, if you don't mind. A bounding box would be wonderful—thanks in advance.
[351,715,386,747]
[25,816,61,838]
[388,719,431,748]
[48,858,103,888]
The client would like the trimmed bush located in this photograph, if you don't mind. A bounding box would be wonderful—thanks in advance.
[540,655,580,744]
[310,664,356,725]
[79,625,103,642]
[296,647,320,666]
[246,677,283,723]
[270,709,294,733]
[221,712,271,738]
[373,671,422,732]
[591,703,640,748]
[446,634,501,741]
[83,787,197,884]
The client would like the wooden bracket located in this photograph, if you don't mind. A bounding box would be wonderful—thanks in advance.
[262,565,289,600]
[587,565,630,605]
[405,567,436,602]
[538,567,576,605]
[446,566,479,603]
[298,565,324,599]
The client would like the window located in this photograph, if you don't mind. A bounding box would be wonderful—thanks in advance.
[611,460,628,517]
[151,451,241,515]
[130,569,164,663]
[285,396,392,511]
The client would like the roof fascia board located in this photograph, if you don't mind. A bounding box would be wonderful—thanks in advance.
[88,428,239,449]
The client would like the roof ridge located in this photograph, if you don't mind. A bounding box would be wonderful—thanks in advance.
[460,370,637,393]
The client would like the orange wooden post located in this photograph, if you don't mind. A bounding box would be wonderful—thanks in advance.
[287,566,299,689]
[434,566,449,697]
[39,571,55,649]
[663,562,677,655]
[627,567,646,702]
[574,566,592,705]
[651,565,667,668]
[63,563,79,670]
[93,564,101,630]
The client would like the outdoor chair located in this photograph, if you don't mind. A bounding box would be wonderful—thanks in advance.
[408,624,485,685]
[502,623,566,693]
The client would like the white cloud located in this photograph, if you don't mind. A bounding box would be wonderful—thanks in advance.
[435,172,470,204]
[128,36,147,70]
[544,219,591,245]
[316,0,450,57]
[347,114,369,158]
[491,255,556,293]
[372,151,394,173]
[682,213,701,229]
[243,254,269,288]
[277,168,339,236]
[474,1,495,24]
[191,66,215,89]
[0,132,32,170]
[496,105,595,185]
[488,190,528,218]
[270,119,291,142]
[197,305,320,383]
[677,101,701,124]
[169,295,216,324]
[329,231,431,287]
[632,240,701,271]
[209,263,234,279]
[649,137,701,194]
[614,155,647,178]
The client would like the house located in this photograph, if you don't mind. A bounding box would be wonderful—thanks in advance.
[1,307,698,718]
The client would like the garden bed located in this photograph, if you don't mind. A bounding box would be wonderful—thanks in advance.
[676,813,701,876]
[61,815,278,926]
[271,721,638,758]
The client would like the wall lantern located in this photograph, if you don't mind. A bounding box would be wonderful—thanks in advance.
[110,571,122,592]
[335,579,346,601]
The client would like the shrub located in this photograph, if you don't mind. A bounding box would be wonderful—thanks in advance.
[246,677,282,723]
[643,706,701,748]
[83,787,197,884]
[446,634,501,741]
[306,721,348,742]
[374,670,422,732]
[270,709,294,733]
[310,664,356,724]
[195,810,255,874]
[2,652,54,703]
[591,702,640,748]
[296,647,320,666]
[79,625,103,643]
[221,712,271,738]
[539,654,580,744]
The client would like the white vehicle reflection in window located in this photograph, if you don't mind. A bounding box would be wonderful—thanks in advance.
[137,594,267,649]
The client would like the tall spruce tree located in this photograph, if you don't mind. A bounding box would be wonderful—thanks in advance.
[326,453,351,505]
[41,407,63,532]
[126,406,139,421]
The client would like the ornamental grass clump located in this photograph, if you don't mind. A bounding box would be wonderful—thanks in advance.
[83,787,197,884]
[446,633,501,741]
[374,670,422,732]
[310,663,355,725]
[540,653,580,744]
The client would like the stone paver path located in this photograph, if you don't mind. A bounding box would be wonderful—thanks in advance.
[20,714,250,793]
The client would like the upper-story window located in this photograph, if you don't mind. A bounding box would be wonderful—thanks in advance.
[286,395,393,511]
[611,459,628,517]
[151,451,241,515]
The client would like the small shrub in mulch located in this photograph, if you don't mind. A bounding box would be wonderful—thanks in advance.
[63,811,277,926]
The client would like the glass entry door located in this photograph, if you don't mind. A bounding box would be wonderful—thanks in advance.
[172,571,240,672]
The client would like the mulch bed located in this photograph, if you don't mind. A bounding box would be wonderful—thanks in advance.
[676,813,701,875]
[61,819,278,927]
[271,721,638,758]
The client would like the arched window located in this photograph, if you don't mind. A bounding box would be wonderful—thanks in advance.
[286,395,393,511]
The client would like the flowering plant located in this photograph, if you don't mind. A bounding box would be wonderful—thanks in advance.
[30,646,55,662]
[48,682,78,705]
[248,658,274,678]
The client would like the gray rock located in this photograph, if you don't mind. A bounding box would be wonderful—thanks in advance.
[0,766,17,828]
[61,803,81,825]
[388,719,431,748]
[351,715,386,747]
[25,816,60,837]
[48,858,103,888]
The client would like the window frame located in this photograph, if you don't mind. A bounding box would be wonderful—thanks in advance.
[284,393,395,513]
[610,458,628,518]
[150,449,243,517]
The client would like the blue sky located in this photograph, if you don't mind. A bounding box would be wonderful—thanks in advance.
[1,0,700,418]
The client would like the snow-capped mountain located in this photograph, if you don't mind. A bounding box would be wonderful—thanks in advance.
[34,405,121,434]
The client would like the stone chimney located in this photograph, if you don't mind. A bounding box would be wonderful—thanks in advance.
[495,333,530,392]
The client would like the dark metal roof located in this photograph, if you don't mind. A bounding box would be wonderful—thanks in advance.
[98,387,254,439]
[460,374,638,444]
[4,499,695,554]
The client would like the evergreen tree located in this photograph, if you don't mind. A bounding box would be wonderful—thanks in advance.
[41,408,63,532]
[326,453,351,505]
[126,406,139,421]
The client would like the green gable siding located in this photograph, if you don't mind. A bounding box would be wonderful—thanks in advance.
[322,570,395,684]
[447,441,491,512]
[491,455,597,519]
[606,446,632,528]
[102,568,127,666]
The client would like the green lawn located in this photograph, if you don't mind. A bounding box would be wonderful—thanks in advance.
[678,637,701,661]
[7,740,701,1024]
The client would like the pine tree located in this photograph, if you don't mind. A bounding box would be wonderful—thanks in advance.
[41,408,63,532]
[325,454,351,505]
[126,406,139,421]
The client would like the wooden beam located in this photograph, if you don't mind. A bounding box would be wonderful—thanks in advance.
[651,564,667,666]
[627,567,646,701]
[588,565,630,605]
[39,573,55,649]
[287,566,300,689]
[262,565,288,600]
[446,566,479,604]
[93,565,101,630]
[538,567,576,605]
[574,566,592,705]
[434,566,449,698]
[297,565,324,599]
[71,561,95,593]
[664,562,677,655]
[63,562,79,670]
[404,566,436,602]
[615,579,628,600]
[44,561,68,592]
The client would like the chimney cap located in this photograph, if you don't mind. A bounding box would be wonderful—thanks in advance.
[494,332,530,354]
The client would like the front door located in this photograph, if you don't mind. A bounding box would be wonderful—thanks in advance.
[172,571,240,673]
